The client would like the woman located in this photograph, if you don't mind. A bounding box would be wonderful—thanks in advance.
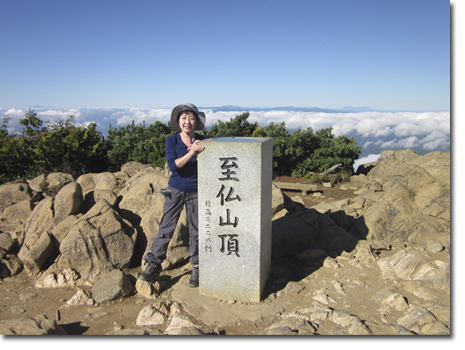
[139,103,206,288]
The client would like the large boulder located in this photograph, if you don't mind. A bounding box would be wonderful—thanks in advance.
[50,215,79,247]
[76,173,97,196]
[52,182,83,228]
[27,173,73,195]
[94,172,121,193]
[56,199,136,283]
[0,199,34,247]
[360,151,450,247]
[0,182,32,214]
[17,197,56,273]
[121,161,154,178]
[118,170,190,269]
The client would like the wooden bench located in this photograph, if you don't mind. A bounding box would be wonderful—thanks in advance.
[273,182,318,195]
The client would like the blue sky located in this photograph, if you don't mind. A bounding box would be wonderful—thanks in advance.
[0,0,451,111]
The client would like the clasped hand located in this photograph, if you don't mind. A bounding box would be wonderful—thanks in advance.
[187,140,205,155]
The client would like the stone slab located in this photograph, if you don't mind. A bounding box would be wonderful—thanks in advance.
[198,137,273,302]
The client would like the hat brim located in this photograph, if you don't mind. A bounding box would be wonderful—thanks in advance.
[170,105,206,132]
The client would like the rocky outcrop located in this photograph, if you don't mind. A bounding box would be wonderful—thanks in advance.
[0,150,450,335]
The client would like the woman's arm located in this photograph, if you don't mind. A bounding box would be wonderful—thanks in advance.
[175,140,204,168]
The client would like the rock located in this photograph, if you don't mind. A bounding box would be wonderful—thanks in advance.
[313,292,336,304]
[414,183,450,221]
[411,260,450,284]
[0,200,34,240]
[52,182,83,228]
[94,172,121,193]
[357,151,450,247]
[272,209,358,259]
[427,304,450,325]
[164,313,204,335]
[0,314,67,335]
[64,289,94,307]
[264,326,297,335]
[364,321,415,335]
[381,293,409,312]
[425,239,444,253]
[323,182,332,188]
[330,309,356,327]
[355,161,377,175]
[420,321,450,335]
[83,189,117,213]
[35,267,82,288]
[107,327,149,335]
[266,313,316,335]
[91,269,134,303]
[18,230,55,274]
[349,174,376,190]
[136,305,168,326]
[27,175,47,193]
[330,309,372,335]
[118,171,191,268]
[0,182,32,214]
[323,257,340,269]
[50,215,79,247]
[38,173,74,195]
[378,248,449,289]
[18,196,56,273]
[76,173,96,195]
[377,248,428,280]
[113,170,131,183]
[0,254,23,277]
[290,195,305,208]
[0,232,15,253]
[272,183,286,215]
[57,199,136,282]
[376,149,419,167]
[135,279,161,298]
[352,240,377,266]
[121,161,153,177]
[397,307,437,332]
[284,281,305,294]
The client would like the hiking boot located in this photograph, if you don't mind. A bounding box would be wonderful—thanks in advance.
[189,265,199,288]
[139,262,161,281]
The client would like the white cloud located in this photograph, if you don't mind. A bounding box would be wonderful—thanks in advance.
[419,130,450,151]
[1,107,450,156]
[394,123,419,137]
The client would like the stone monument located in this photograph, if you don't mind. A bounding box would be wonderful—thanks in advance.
[197,137,273,303]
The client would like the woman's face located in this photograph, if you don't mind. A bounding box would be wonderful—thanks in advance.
[178,111,197,133]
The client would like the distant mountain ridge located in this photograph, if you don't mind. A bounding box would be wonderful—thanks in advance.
[199,105,448,113]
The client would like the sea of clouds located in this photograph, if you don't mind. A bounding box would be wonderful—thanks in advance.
[1,107,450,171]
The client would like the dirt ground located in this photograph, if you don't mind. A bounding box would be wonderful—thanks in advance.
[0,180,363,335]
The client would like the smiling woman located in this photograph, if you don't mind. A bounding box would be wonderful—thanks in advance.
[139,103,207,288]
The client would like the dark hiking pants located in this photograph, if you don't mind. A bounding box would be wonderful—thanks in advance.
[144,186,199,265]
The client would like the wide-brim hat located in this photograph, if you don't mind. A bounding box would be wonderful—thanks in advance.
[170,103,206,132]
